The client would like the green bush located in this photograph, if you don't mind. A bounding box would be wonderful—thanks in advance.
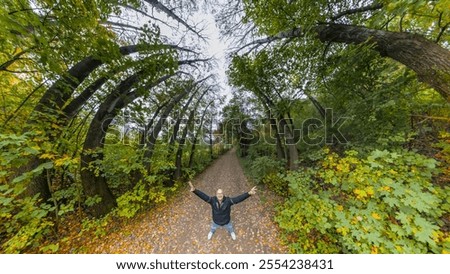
[262,173,289,197]
[115,176,173,218]
[0,133,57,253]
[276,148,449,253]
[248,156,284,183]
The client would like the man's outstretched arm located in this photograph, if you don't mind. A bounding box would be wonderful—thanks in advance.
[188,181,211,203]
[230,186,257,205]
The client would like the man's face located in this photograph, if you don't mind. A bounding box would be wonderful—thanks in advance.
[216,189,224,202]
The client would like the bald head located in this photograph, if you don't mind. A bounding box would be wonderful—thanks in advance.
[216,189,224,202]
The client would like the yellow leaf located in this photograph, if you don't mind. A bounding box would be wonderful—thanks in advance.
[371,212,381,220]
[40,153,55,160]
[371,245,378,254]
[354,189,367,200]
[366,186,374,196]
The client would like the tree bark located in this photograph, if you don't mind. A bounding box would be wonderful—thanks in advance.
[21,46,139,202]
[143,89,190,172]
[316,24,450,101]
[188,101,213,168]
[167,87,199,158]
[80,75,138,217]
[29,45,139,122]
[172,88,209,181]
[80,72,173,217]
[268,112,285,161]
[278,117,299,170]
[244,24,450,101]
[173,109,195,182]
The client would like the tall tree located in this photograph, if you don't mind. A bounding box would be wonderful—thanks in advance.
[235,0,450,101]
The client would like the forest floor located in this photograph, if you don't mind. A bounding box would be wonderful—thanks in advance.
[63,149,288,253]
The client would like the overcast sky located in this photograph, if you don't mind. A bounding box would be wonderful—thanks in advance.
[196,11,233,102]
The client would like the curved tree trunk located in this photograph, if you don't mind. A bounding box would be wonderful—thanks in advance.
[21,45,139,202]
[172,88,209,181]
[80,72,173,217]
[80,73,140,217]
[173,109,196,182]
[248,24,450,101]
[143,89,190,172]
[188,101,213,168]
[167,87,200,159]
[316,24,450,101]
[21,45,194,200]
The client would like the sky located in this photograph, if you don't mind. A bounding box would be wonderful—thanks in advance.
[196,11,233,102]
[117,2,234,103]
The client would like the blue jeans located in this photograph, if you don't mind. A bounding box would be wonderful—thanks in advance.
[210,221,235,234]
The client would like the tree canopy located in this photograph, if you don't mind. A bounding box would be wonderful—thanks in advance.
[0,0,448,254]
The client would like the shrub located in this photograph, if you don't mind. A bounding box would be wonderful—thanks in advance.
[276,148,449,253]
[115,175,175,219]
[262,173,289,197]
[248,156,284,183]
[0,133,56,253]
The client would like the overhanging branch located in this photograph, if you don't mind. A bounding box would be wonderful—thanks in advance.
[331,3,384,21]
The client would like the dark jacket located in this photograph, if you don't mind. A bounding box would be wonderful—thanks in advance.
[193,189,250,225]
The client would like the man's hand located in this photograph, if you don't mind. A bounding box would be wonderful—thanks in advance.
[188,181,195,192]
[248,186,257,195]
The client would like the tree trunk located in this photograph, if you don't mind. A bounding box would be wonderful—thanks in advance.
[80,73,140,217]
[209,117,214,160]
[305,92,326,119]
[172,88,209,181]
[278,117,299,170]
[21,47,196,200]
[316,24,450,101]
[21,46,139,201]
[269,115,286,161]
[143,89,190,172]
[188,101,213,168]
[167,88,199,159]
[80,72,173,217]
[173,109,195,182]
[30,45,139,123]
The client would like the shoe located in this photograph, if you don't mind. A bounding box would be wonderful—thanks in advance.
[207,231,214,240]
[230,232,236,240]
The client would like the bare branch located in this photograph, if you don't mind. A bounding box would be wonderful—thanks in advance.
[103,21,147,34]
[143,0,206,40]
[120,4,173,30]
[234,28,303,54]
[331,3,384,21]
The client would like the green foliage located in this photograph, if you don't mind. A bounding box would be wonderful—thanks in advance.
[102,144,146,193]
[0,0,123,77]
[247,141,277,160]
[262,173,289,197]
[0,192,55,253]
[0,132,82,253]
[81,216,109,239]
[248,156,284,184]
[115,178,171,219]
[275,170,341,253]
[0,133,51,253]
[276,148,449,253]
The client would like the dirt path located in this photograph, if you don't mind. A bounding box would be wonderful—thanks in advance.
[88,149,288,253]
